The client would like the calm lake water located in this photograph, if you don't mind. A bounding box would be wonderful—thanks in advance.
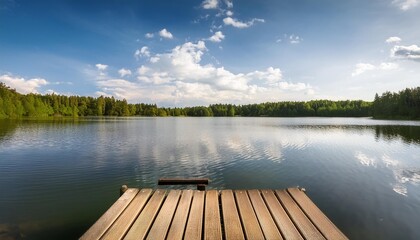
[0,117,419,239]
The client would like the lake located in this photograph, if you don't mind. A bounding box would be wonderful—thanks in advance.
[0,117,419,239]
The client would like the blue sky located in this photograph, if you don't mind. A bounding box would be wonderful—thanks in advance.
[1,0,419,106]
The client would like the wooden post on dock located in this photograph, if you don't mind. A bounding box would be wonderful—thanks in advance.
[120,185,128,196]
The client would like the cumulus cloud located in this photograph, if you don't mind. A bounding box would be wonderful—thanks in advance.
[247,67,282,85]
[134,46,151,59]
[391,45,420,61]
[159,28,173,39]
[226,10,233,16]
[118,68,132,77]
[393,0,419,10]
[95,41,313,105]
[0,74,48,94]
[150,56,160,63]
[95,63,108,71]
[95,64,108,77]
[352,62,399,76]
[145,33,154,38]
[208,31,225,42]
[223,17,265,28]
[386,36,402,44]
[202,0,218,9]
[137,65,149,75]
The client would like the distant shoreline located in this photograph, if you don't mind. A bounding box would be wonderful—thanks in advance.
[1,82,419,120]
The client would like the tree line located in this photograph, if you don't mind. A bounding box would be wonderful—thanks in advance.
[0,81,418,119]
[372,87,420,120]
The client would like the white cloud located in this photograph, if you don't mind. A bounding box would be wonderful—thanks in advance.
[138,72,175,85]
[386,36,402,44]
[391,45,420,61]
[351,62,399,76]
[223,17,265,28]
[137,65,150,75]
[226,10,233,16]
[277,34,302,44]
[305,89,315,95]
[379,62,399,70]
[145,33,154,38]
[95,41,313,105]
[118,68,132,77]
[95,63,108,71]
[159,28,173,39]
[94,64,109,78]
[150,56,160,63]
[247,67,283,85]
[393,0,419,10]
[45,89,59,95]
[202,0,218,9]
[289,34,302,44]
[96,78,145,100]
[208,31,225,42]
[224,0,233,8]
[134,46,151,60]
[0,74,48,94]
[352,63,376,76]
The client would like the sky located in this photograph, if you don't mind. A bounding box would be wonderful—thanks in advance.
[0,0,419,106]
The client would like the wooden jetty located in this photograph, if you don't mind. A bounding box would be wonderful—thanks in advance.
[80,179,347,240]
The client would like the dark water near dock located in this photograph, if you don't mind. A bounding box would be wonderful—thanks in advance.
[0,117,420,239]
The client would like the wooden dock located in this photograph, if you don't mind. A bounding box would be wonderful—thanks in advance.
[80,186,347,240]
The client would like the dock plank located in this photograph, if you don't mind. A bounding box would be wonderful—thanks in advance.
[248,190,283,240]
[184,191,205,240]
[123,189,166,240]
[79,188,139,240]
[287,188,348,240]
[276,190,325,240]
[101,189,153,240]
[261,190,303,240]
[82,187,347,240]
[235,190,265,240]
[204,190,222,240]
[146,190,181,240]
[221,190,245,240]
[166,190,194,240]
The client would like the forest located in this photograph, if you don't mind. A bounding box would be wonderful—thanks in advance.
[372,87,420,119]
[0,82,418,119]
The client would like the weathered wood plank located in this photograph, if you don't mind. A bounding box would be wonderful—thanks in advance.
[146,190,181,240]
[221,190,245,240]
[82,187,347,240]
[248,190,283,240]
[184,191,205,240]
[261,190,303,240]
[276,190,325,240]
[101,189,153,240]
[166,190,194,240]
[79,188,139,240]
[287,188,348,240]
[235,190,265,240]
[123,189,166,240]
[204,190,222,240]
